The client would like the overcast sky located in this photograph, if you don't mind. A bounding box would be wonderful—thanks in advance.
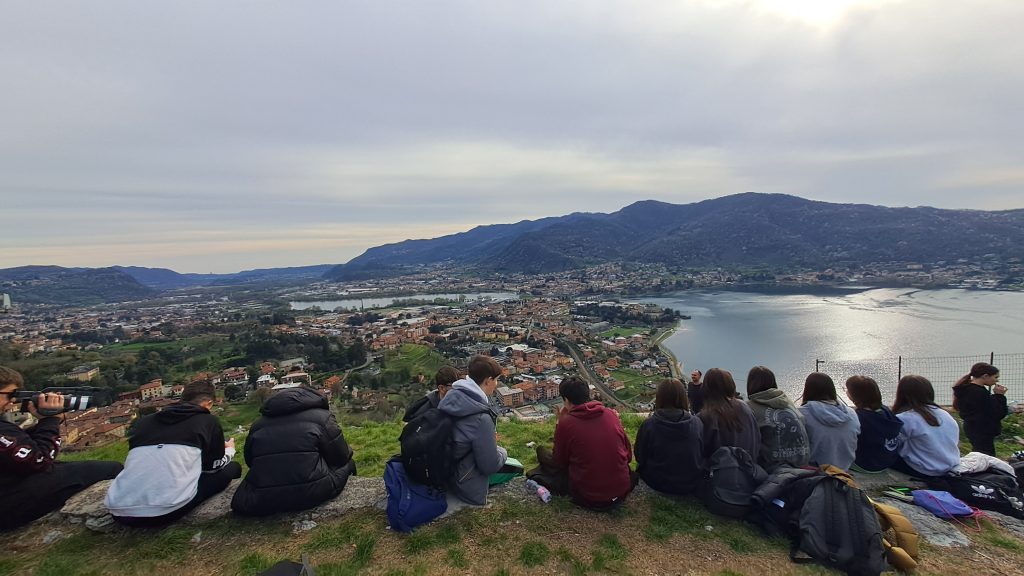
[2,1,1022,273]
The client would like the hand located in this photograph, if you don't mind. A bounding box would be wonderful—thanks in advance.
[994,384,1008,395]
[27,393,63,417]
[225,438,236,449]
[556,406,569,422]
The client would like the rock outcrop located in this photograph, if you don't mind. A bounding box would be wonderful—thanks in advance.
[61,476,387,531]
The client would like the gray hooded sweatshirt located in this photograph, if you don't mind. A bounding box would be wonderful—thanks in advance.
[438,377,508,506]
[747,389,810,471]
[799,400,860,471]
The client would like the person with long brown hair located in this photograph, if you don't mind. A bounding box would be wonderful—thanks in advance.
[799,372,859,470]
[746,366,809,471]
[635,379,704,495]
[892,375,960,477]
[845,376,903,472]
[698,368,760,461]
[952,362,1007,456]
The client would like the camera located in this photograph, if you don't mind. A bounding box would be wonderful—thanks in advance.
[13,387,101,417]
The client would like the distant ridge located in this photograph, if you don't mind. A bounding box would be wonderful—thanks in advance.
[0,267,156,305]
[0,264,336,305]
[112,264,335,289]
[325,193,1024,280]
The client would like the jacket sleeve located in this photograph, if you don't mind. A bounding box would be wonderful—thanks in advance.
[202,417,231,472]
[992,393,1009,423]
[617,415,633,464]
[552,419,570,470]
[319,412,353,468]
[634,420,646,466]
[470,414,506,476]
[0,417,62,476]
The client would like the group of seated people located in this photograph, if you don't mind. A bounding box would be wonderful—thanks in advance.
[1,366,356,531]
[0,356,1008,531]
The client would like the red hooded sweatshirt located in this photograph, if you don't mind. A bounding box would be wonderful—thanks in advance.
[553,400,633,506]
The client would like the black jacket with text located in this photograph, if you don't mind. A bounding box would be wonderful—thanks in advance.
[0,416,62,489]
[231,387,355,516]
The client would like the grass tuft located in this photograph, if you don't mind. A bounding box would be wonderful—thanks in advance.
[236,553,277,575]
[518,541,551,567]
[446,547,468,568]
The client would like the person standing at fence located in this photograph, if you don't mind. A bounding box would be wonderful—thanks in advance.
[953,362,1008,457]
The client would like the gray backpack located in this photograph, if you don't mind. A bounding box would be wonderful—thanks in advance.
[792,474,887,576]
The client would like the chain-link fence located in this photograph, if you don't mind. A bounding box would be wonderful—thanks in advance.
[815,352,1024,406]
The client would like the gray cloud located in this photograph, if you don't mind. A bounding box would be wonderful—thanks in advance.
[2,1,1022,272]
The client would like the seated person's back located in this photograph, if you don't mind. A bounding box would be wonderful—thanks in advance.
[231,386,355,516]
[635,379,704,495]
[892,375,961,477]
[845,375,903,472]
[745,366,809,471]
[554,377,634,507]
[105,381,241,525]
[799,372,860,470]
[698,368,761,462]
[437,355,507,506]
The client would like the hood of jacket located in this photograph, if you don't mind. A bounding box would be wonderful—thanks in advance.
[568,400,608,421]
[802,400,854,427]
[749,388,795,409]
[439,377,493,418]
[856,406,903,435]
[155,401,211,425]
[261,387,328,417]
[652,408,692,425]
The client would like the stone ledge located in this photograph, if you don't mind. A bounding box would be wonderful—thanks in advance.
[876,496,971,548]
[61,476,386,531]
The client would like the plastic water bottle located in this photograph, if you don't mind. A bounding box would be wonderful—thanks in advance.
[525,479,551,503]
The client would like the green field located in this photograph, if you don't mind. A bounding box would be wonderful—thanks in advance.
[610,368,658,403]
[379,343,450,381]
[598,326,654,339]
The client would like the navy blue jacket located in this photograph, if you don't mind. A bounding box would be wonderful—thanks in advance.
[853,406,903,472]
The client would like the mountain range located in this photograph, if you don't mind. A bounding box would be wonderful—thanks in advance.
[325,193,1024,279]
[4,193,1023,304]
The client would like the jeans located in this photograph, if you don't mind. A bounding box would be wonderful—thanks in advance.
[0,460,123,531]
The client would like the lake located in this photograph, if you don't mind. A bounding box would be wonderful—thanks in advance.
[290,292,520,311]
[639,288,1024,405]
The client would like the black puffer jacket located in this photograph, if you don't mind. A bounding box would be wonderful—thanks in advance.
[231,388,355,516]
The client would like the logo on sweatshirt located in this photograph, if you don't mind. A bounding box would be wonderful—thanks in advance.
[971,484,996,499]
[884,437,900,452]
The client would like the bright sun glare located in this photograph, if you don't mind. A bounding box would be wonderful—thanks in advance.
[754,0,876,25]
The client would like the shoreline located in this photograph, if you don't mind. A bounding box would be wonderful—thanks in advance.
[653,321,682,379]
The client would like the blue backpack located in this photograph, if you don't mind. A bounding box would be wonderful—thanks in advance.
[385,457,447,533]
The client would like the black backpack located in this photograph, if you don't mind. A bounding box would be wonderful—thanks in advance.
[761,470,886,576]
[399,408,463,489]
[703,446,767,519]
[929,469,1024,519]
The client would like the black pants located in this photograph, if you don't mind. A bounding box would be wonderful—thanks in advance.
[0,460,124,532]
[114,462,242,527]
[526,446,637,510]
[966,430,997,457]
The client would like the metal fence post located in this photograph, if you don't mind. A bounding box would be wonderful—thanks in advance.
[897,355,902,381]
[815,359,822,372]
[991,351,995,365]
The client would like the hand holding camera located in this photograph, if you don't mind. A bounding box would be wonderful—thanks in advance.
[12,387,98,416]
[28,392,64,418]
